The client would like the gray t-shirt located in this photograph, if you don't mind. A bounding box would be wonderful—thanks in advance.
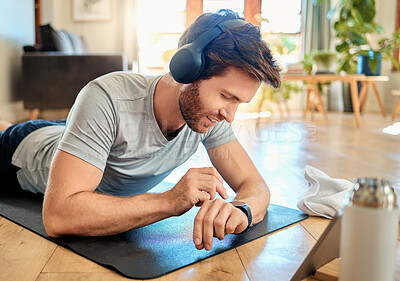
[12,72,236,195]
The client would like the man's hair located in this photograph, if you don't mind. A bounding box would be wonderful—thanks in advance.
[178,9,281,89]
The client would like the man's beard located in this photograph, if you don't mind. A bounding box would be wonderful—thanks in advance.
[179,82,208,133]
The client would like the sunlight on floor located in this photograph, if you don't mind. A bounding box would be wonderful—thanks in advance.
[382,122,400,135]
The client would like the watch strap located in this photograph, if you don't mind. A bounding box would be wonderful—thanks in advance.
[231,202,252,232]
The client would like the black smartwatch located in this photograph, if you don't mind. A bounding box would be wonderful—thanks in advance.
[231,201,252,232]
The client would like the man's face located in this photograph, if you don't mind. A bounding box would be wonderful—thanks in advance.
[179,67,261,134]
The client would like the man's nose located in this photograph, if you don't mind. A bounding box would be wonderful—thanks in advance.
[220,104,239,123]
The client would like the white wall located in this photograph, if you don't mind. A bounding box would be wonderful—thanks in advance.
[0,0,35,122]
[376,0,400,114]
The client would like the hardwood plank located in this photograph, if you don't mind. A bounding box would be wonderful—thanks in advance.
[0,218,57,281]
[152,249,250,281]
[42,246,112,273]
[313,258,339,281]
[36,272,134,281]
[237,223,316,281]
[300,217,331,240]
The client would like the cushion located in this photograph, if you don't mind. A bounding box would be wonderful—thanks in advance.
[67,32,88,54]
[38,24,88,54]
[57,30,74,54]
[39,24,61,52]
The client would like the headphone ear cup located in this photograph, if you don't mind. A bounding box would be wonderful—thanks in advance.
[169,43,204,84]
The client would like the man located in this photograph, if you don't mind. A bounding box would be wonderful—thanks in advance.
[0,10,280,251]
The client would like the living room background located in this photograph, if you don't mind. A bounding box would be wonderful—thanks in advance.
[0,0,398,123]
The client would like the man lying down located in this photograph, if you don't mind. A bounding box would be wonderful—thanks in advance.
[0,10,280,251]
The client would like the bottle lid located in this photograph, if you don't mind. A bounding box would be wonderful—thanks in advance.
[347,178,397,210]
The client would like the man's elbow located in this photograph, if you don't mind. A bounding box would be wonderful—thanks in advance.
[42,209,65,237]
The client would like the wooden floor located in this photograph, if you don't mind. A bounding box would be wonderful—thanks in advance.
[1,112,400,281]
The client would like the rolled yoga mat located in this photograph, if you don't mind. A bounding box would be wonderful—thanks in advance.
[0,182,308,279]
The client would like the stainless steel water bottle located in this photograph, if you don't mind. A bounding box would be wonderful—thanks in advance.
[339,178,399,281]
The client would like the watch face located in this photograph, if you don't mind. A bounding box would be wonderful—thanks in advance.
[231,201,247,207]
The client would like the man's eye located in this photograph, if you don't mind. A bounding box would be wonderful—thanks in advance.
[220,93,229,99]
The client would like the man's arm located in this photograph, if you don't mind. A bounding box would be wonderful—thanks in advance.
[43,150,228,237]
[209,139,270,223]
[193,139,270,250]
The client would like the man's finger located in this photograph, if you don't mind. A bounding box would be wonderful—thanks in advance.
[215,182,228,200]
[197,180,217,200]
[202,199,224,250]
[193,200,212,250]
[195,190,211,206]
[213,203,232,240]
[194,168,228,200]
[226,209,248,234]
[199,167,224,184]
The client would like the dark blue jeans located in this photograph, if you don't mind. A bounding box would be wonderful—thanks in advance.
[0,119,66,194]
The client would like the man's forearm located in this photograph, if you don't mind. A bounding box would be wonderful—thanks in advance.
[43,191,174,237]
[232,180,270,225]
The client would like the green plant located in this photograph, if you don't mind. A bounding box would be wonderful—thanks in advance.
[301,50,337,74]
[345,29,400,74]
[319,0,400,73]
[301,53,313,75]
[312,50,337,69]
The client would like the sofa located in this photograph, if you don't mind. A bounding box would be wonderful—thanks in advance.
[22,24,127,118]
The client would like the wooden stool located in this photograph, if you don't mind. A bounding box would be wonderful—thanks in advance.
[359,77,389,118]
[392,90,400,120]
[303,84,326,118]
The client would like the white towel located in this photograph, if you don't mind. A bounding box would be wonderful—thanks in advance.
[297,165,353,219]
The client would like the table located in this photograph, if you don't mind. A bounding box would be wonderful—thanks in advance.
[359,75,389,117]
[283,74,389,128]
[392,90,400,120]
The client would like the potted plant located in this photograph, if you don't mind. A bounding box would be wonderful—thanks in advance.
[311,50,337,74]
[326,0,400,75]
[357,30,400,75]
[317,0,400,111]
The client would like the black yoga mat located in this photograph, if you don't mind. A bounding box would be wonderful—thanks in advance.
[0,182,308,279]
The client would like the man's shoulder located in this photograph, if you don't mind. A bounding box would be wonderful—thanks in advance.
[92,72,162,100]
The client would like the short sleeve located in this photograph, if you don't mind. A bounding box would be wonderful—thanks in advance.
[57,81,117,171]
[202,121,236,150]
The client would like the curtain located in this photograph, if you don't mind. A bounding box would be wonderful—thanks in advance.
[302,0,331,56]
[302,0,344,111]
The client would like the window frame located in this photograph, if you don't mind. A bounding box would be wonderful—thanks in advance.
[393,0,400,71]
[186,0,261,27]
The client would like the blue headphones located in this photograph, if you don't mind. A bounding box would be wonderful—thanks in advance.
[169,19,247,84]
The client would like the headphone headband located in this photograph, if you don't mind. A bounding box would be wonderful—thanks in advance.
[169,19,247,84]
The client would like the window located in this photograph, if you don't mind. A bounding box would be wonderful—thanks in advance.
[136,0,186,74]
[203,0,244,14]
[261,0,302,71]
[261,0,301,33]
[136,0,303,74]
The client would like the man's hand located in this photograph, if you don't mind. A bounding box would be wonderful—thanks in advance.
[193,199,249,251]
[165,168,229,216]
